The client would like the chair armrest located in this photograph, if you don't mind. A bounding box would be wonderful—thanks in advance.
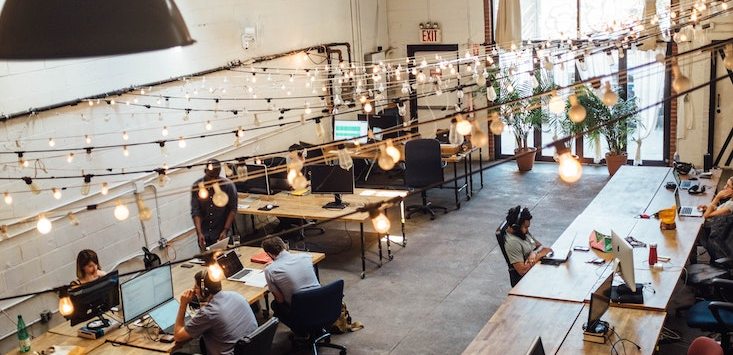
[708,301,733,332]
[714,257,733,268]
[712,278,733,288]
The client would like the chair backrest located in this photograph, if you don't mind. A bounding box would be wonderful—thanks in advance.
[289,280,344,332]
[688,336,723,355]
[142,247,161,270]
[234,317,279,355]
[496,220,522,287]
[404,139,443,188]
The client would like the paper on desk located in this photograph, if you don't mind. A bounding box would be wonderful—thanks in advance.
[242,270,267,288]
[50,346,86,355]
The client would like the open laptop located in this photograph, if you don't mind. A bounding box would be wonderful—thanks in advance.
[541,233,577,265]
[216,250,255,282]
[673,169,693,190]
[206,238,229,252]
[675,188,703,217]
[148,298,190,335]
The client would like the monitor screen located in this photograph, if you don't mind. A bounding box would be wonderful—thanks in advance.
[234,164,270,195]
[587,274,613,328]
[309,164,354,195]
[525,336,545,355]
[121,264,173,324]
[148,299,179,332]
[67,271,120,326]
[334,120,368,144]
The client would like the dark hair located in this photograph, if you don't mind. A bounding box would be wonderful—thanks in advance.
[76,249,101,279]
[261,236,287,256]
[506,206,532,240]
[205,158,221,171]
[195,270,222,296]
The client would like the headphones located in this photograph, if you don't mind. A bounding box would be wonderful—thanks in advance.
[510,205,522,231]
[688,185,707,195]
[199,269,211,299]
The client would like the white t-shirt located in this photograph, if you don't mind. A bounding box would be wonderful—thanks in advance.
[719,200,733,213]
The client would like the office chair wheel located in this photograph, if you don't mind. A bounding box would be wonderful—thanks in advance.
[360,272,365,279]
[389,255,394,260]
[340,350,347,355]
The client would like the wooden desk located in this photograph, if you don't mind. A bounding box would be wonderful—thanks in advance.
[582,166,670,218]
[91,342,163,354]
[6,331,105,355]
[238,188,407,279]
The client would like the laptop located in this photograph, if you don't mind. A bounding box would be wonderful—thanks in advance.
[673,169,693,190]
[206,238,229,252]
[541,233,577,265]
[148,299,189,335]
[216,250,255,282]
[675,188,703,217]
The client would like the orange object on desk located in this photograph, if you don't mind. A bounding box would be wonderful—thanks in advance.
[251,251,273,264]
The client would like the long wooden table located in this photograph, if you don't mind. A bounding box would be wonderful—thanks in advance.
[17,246,324,354]
[237,188,408,279]
[464,166,721,354]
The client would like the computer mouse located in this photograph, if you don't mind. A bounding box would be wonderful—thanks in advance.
[266,204,274,209]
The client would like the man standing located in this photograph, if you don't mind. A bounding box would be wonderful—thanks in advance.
[191,159,238,250]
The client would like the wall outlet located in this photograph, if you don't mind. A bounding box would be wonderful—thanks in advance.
[40,310,52,323]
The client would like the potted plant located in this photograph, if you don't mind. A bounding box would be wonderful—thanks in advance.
[566,86,639,176]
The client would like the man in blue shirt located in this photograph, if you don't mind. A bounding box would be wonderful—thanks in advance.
[191,159,238,250]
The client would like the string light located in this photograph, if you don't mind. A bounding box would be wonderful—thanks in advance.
[114,200,130,221]
[377,145,396,171]
[52,188,62,200]
[370,208,391,234]
[22,177,41,195]
[489,115,505,135]
[470,121,489,147]
[123,145,130,157]
[67,153,75,163]
[672,62,691,92]
[58,289,74,317]
[100,182,109,195]
[211,182,229,208]
[385,140,401,162]
[48,138,55,147]
[157,172,171,187]
[205,121,212,131]
[207,262,224,282]
[602,82,618,106]
[455,115,473,136]
[556,143,582,183]
[67,212,80,226]
[549,93,565,114]
[84,135,92,145]
[122,131,129,141]
[197,182,209,199]
[161,126,169,137]
[364,102,373,113]
[136,196,152,221]
[568,95,587,123]
[178,137,187,148]
[37,214,52,234]
[80,175,91,196]
[3,192,12,205]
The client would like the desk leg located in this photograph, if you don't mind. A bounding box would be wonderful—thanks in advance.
[386,208,393,260]
[453,162,461,209]
[400,200,407,247]
[360,223,366,279]
[463,157,471,201]
[468,151,474,195]
[377,232,383,267]
[479,147,484,189]
[313,264,320,281]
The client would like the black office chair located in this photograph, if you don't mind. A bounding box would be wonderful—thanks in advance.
[286,280,347,355]
[142,247,161,270]
[687,279,733,353]
[496,221,522,287]
[404,138,448,220]
[233,317,279,355]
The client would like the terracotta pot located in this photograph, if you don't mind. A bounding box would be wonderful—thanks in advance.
[515,147,537,172]
[605,152,628,176]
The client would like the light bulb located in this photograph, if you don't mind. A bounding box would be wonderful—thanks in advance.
[198,182,209,199]
[23,178,41,195]
[568,95,586,123]
[136,196,152,221]
[3,192,12,205]
[58,294,74,316]
[490,118,505,135]
[486,86,497,102]
[364,102,373,113]
[114,200,130,221]
[212,182,229,208]
[81,178,91,196]
[671,63,691,93]
[100,182,109,195]
[67,212,80,226]
[470,121,489,147]
[67,153,75,163]
[315,120,326,142]
[178,137,186,148]
[724,52,733,71]
[448,119,464,145]
[205,121,212,131]
[558,152,582,183]
[456,117,473,136]
[158,174,171,187]
[52,188,62,200]
[48,138,55,147]
[123,146,129,157]
[370,210,391,234]
[161,126,169,137]
[337,147,354,170]
[236,165,248,181]
[377,146,396,171]
[385,141,401,162]
[549,94,565,114]
[37,214,52,234]
[122,131,129,141]
[207,263,224,282]
[287,167,299,185]
[602,82,618,107]
[476,74,486,87]
[84,135,91,145]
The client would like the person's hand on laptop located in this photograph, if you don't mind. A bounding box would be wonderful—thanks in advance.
[218,231,228,241]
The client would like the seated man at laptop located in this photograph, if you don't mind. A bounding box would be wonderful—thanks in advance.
[174,270,257,355]
[504,206,552,276]
[262,236,320,326]
[699,177,733,219]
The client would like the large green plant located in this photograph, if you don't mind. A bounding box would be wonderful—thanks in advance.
[563,86,640,156]
[501,70,556,150]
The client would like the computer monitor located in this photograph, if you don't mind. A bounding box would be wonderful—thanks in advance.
[309,164,354,209]
[368,113,402,140]
[525,336,545,355]
[586,274,612,332]
[233,164,270,195]
[120,264,174,325]
[611,230,644,303]
[65,270,120,328]
[334,120,369,144]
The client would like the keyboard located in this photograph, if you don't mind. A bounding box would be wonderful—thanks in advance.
[681,206,693,215]
[231,268,251,280]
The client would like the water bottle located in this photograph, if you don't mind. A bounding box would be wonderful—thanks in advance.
[648,243,658,266]
[17,315,30,353]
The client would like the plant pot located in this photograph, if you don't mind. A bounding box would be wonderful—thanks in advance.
[605,152,628,176]
[515,147,537,172]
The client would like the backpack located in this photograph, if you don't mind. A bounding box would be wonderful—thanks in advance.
[330,302,364,334]
[142,247,161,270]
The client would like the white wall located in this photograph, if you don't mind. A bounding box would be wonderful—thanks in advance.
[0,0,388,348]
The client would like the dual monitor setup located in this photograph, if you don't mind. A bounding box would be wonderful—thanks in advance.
[62,264,181,335]
[333,111,403,144]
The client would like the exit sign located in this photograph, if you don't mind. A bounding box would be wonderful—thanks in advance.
[420,29,441,43]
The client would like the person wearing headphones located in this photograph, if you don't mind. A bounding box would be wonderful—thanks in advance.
[71,249,106,286]
[174,269,257,355]
[503,206,552,276]
[699,177,733,219]
[191,158,238,250]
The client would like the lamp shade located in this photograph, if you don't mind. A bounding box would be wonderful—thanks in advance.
[0,0,195,60]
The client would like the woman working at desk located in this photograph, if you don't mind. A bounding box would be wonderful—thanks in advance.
[699,177,733,219]
[504,206,552,276]
[71,249,106,286]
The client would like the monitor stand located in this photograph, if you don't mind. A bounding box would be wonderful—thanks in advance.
[611,283,644,304]
[323,194,349,209]
[87,315,112,330]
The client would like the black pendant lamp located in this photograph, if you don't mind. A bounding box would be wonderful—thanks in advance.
[0,0,195,60]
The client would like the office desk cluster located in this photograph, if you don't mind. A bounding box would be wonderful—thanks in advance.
[464,166,721,354]
[9,247,324,355]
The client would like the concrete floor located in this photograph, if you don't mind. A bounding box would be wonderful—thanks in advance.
[269,161,614,355]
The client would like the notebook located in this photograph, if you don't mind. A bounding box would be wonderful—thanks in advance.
[250,250,273,264]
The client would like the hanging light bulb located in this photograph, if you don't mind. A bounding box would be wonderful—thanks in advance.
[486,85,497,102]
[315,119,326,142]
[100,182,109,195]
[549,93,565,114]
[197,182,209,199]
[67,212,80,226]
[67,153,75,163]
[123,145,130,157]
[136,196,153,221]
[448,118,464,145]
[205,121,212,131]
[58,289,74,317]
[455,115,473,136]
[364,102,373,113]
[22,177,41,195]
[672,63,691,93]
[568,95,587,123]
[556,144,582,183]
[157,172,171,187]
[211,182,229,208]
[122,131,129,141]
[48,138,55,147]
[602,82,618,107]
[385,140,401,162]
[84,135,92,145]
[114,200,130,221]
[161,126,169,137]
[3,192,12,205]
[370,209,391,234]
[207,262,225,282]
[178,136,186,148]
[489,116,505,135]
[52,187,62,200]
[81,175,91,196]
[377,145,396,171]
[37,214,52,235]
[470,121,489,147]
[417,71,427,83]
[456,90,465,99]
[337,144,354,170]
[724,44,733,70]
